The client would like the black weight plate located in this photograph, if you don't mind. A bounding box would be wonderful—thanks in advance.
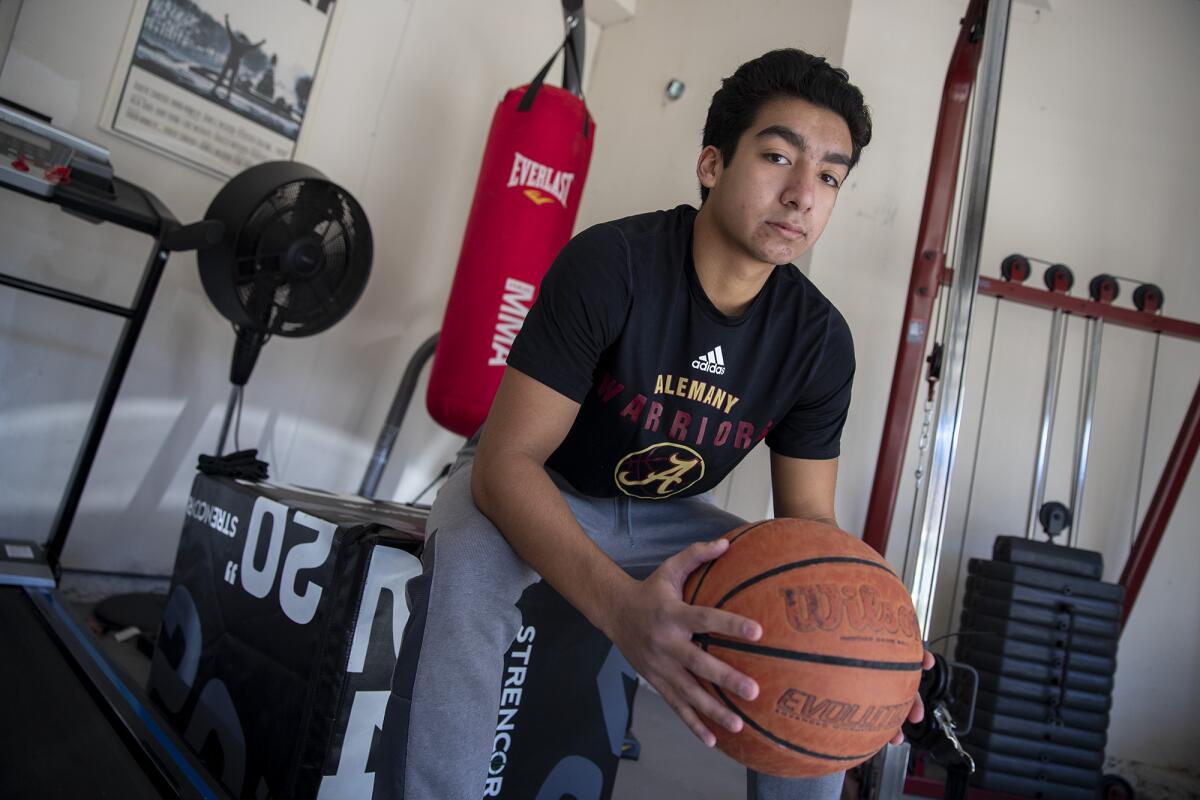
[955,647,1114,694]
[973,668,1112,714]
[968,559,1124,604]
[992,536,1103,579]
[954,624,1117,674]
[974,689,1110,732]
[971,709,1107,751]
[961,610,1119,657]
[971,768,1097,800]
[964,593,1119,638]
[965,575,1122,620]
[967,749,1100,789]
[963,726,1104,769]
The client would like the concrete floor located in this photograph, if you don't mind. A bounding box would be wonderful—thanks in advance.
[612,682,748,799]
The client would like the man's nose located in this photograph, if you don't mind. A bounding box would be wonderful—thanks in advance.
[781,171,815,211]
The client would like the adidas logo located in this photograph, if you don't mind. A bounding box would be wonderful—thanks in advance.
[692,345,726,375]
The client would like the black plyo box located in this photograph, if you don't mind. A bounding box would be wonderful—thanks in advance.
[148,474,637,800]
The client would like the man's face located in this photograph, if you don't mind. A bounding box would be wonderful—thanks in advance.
[697,96,853,267]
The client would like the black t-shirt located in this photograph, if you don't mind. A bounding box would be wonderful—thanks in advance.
[506,205,854,500]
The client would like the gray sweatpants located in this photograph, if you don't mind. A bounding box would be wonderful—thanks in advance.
[373,448,845,800]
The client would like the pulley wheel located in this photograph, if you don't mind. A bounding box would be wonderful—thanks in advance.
[1038,500,1072,541]
[1000,254,1031,283]
[1133,283,1163,313]
[1044,263,1074,293]
[1088,274,1120,303]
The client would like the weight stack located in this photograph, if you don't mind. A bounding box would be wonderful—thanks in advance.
[954,535,1123,800]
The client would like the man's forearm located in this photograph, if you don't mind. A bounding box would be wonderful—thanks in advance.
[471,452,635,638]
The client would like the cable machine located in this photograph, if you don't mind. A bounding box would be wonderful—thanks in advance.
[858,0,1200,797]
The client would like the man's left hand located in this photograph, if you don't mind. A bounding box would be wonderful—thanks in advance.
[890,649,935,746]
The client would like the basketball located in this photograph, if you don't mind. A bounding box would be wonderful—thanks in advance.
[683,519,924,777]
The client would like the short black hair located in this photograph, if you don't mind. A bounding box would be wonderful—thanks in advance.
[700,49,872,202]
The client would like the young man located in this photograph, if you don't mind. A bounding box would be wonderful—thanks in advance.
[375,48,927,800]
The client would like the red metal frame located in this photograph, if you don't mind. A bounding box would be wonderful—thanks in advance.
[1119,379,1200,630]
[862,0,989,554]
[976,277,1200,340]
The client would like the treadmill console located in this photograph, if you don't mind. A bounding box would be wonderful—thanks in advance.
[0,103,114,199]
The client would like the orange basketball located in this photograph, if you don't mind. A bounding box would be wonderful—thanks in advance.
[683,519,924,777]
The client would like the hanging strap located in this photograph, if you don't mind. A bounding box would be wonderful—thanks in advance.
[517,26,591,138]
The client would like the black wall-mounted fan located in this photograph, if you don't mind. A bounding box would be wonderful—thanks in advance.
[198,160,372,453]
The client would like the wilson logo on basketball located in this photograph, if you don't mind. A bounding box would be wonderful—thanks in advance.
[775,689,910,733]
[780,584,921,641]
[614,442,705,499]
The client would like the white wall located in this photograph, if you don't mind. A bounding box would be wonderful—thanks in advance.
[0,0,599,574]
[812,0,1199,774]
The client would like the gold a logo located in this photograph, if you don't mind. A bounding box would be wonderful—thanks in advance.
[614,443,705,499]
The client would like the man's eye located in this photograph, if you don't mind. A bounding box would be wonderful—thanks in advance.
[765,152,790,165]
[822,173,842,189]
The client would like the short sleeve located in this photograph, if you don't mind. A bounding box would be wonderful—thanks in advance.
[505,223,632,402]
[766,310,855,460]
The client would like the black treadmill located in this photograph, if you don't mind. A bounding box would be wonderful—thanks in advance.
[0,587,229,798]
[0,102,227,799]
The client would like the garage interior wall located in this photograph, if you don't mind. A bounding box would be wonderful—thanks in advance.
[810,0,1199,777]
[0,0,600,574]
[1,0,1196,782]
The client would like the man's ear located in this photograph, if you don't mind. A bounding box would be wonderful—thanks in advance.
[696,145,722,191]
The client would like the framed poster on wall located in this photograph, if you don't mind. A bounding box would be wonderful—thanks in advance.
[100,0,336,178]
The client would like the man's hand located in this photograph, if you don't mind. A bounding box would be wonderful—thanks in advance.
[890,649,936,746]
[603,538,763,748]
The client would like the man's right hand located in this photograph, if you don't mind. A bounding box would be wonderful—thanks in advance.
[601,538,764,748]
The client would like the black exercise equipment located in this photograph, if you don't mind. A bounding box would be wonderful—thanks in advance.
[0,105,231,798]
[199,160,373,455]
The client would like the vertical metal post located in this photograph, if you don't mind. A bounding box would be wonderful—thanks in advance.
[902,0,1013,636]
[45,242,172,575]
[862,0,990,555]
[359,333,440,498]
[1026,309,1067,539]
[1068,318,1103,547]
[216,385,239,456]
[866,743,911,800]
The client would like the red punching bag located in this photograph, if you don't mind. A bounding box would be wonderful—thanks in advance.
[426,41,595,437]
